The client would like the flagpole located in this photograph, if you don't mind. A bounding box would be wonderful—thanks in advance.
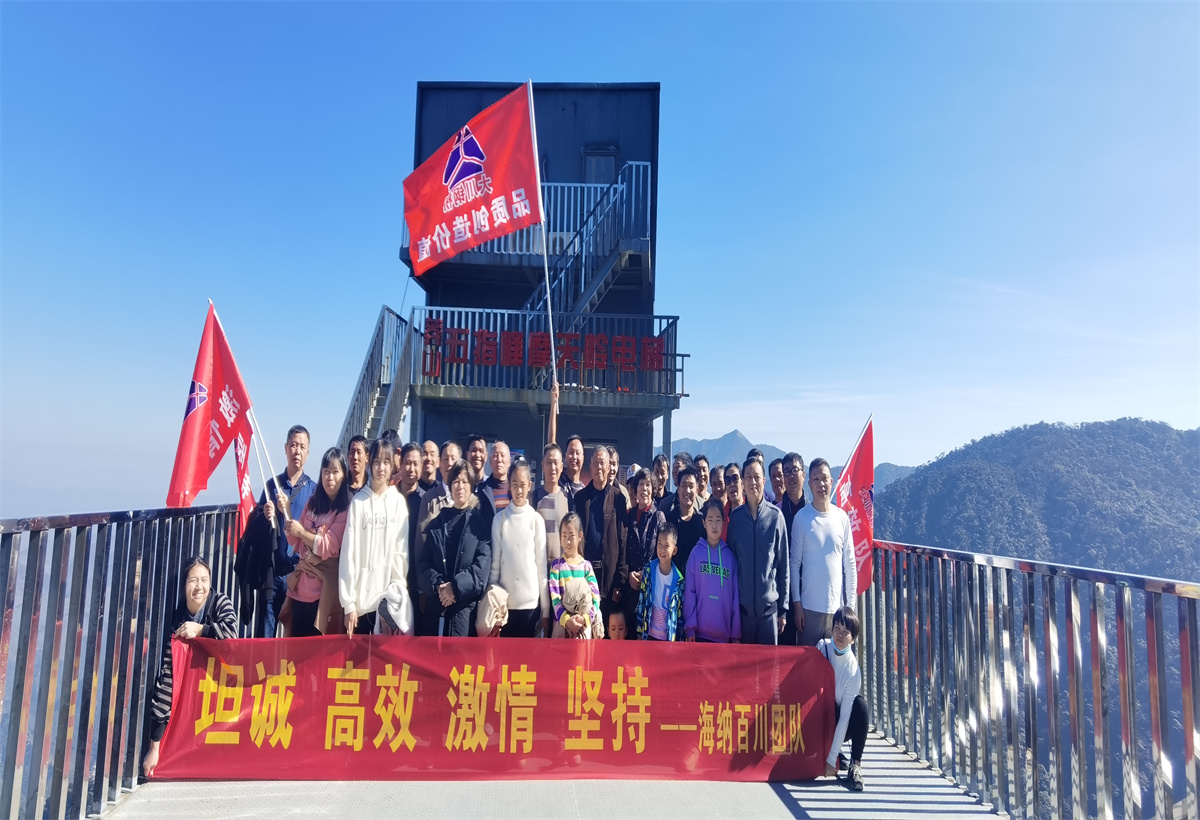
[207,300,290,522]
[526,79,558,391]
[248,430,277,532]
[247,406,290,523]
[835,414,874,490]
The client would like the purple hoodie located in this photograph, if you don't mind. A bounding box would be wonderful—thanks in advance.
[683,537,741,642]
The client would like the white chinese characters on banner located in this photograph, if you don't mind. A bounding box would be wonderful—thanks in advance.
[218,385,241,427]
[208,420,224,459]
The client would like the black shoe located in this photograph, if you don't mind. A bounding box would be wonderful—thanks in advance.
[847,761,864,791]
[836,753,846,773]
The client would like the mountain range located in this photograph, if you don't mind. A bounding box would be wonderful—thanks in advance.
[875,418,1200,581]
[657,429,913,492]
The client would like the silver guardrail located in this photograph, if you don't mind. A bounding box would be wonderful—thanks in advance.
[337,305,408,450]
[864,539,1200,820]
[0,505,245,819]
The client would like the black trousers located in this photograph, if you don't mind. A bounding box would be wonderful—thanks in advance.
[289,599,322,637]
[500,608,541,638]
[835,694,869,762]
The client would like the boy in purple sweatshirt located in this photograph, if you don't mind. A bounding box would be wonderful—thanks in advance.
[684,500,741,643]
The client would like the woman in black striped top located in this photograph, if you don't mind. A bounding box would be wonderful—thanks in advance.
[142,555,237,777]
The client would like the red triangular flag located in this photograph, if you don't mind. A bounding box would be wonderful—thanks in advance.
[832,417,875,593]
[403,82,543,275]
[166,304,256,535]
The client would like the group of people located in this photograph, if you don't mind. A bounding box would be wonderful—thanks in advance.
[144,412,869,791]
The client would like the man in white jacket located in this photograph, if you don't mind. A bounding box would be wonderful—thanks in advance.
[791,458,856,647]
[339,439,413,636]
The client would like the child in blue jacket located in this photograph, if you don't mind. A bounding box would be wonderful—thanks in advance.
[636,523,684,641]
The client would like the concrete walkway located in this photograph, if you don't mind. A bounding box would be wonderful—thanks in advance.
[108,734,1000,819]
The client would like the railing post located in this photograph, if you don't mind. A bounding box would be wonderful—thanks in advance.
[1115,584,1141,820]
[998,568,1020,816]
[1066,578,1086,818]
[984,564,1000,808]
[1180,595,1200,820]
[1023,571,1039,819]
[939,557,953,776]
[1043,574,1066,820]
[1090,582,1114,820]
[1146,590,1174,820]
[19,526,67,818]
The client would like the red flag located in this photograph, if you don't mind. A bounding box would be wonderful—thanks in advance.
[403,82,543,276]
[167,304,256,534]
[832,417,874,594]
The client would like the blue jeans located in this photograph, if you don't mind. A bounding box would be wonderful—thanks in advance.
[260,575,288,638]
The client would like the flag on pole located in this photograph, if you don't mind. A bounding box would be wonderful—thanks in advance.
[832,417,875,594]
[166,303,256,535]
[403,82,543,276]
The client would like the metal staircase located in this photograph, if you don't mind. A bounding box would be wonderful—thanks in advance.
[522,161,652,318]
[338,306,418,449]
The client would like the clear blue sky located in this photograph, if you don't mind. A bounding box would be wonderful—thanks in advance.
[2,2,1196,516]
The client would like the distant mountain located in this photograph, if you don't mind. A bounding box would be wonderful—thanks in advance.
[876,419,1200,582]
[655,430,786,470]
[655,430,912,492]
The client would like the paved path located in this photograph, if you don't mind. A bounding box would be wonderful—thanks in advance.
[108,734,1000,819]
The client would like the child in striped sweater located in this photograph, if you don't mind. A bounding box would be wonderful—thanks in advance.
[549,513,602,639]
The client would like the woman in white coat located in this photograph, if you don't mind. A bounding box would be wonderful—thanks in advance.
[488,460,549,637]
[339,438,413,636]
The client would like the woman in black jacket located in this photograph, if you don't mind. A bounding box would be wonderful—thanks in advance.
[623,467,665,625]
[419,460,492,637]
[142,555,238,776]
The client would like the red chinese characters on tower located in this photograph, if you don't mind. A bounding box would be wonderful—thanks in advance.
[422,319,444,378]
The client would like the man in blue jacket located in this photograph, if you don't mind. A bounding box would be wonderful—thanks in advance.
[259,425,316,637]
[727,458,789,645]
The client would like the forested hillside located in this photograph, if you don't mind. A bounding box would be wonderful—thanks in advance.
[876,419,1200,582]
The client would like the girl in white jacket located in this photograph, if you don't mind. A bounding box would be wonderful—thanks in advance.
[819,605,867,791]
[339,438,413,636]
[488,460,549,637]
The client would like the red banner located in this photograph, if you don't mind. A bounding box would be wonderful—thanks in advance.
[403,83,543,276]
[166,303,256,533]
[833,417,874,593]
[155,637,834,781]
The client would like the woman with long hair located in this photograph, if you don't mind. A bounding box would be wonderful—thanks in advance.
[339,438,413,636]
[142,556,237,777]
[285,447,351,636]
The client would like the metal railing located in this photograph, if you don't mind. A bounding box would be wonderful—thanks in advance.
[523,161,652,316]
[864,539,1200,819]
[0,505,245,819]
[337,305,409,450]
[410,305,685,398]
[400,179,618,257]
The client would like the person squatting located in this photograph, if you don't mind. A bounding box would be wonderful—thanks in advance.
[147,415,867,792]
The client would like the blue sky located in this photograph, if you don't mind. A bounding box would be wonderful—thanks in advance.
[2,2,1196,516]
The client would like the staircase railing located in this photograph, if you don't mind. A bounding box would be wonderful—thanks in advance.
[337,305,407,450]
[376,316,422,439]
[0,506,245,819]
[864,539,1200,820]
[399,180,613,257]
[522,161,652,316]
